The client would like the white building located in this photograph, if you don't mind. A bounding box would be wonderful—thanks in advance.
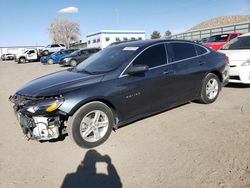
[86,30,146,49]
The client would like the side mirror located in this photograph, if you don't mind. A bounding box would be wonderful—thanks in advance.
[125,64,149,75]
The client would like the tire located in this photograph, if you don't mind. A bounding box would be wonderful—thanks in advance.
[198,73,221,104]
[67,102,114,148]
[70,59,77,67]
[47,58,54,65]
[43,50,49,55]
[19,57,26,64]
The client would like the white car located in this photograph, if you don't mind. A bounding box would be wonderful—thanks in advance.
[42,44,66,55]
[219,33,250,84]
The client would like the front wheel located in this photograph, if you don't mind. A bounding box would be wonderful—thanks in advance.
[198,73,221,104]
[67,102,114,148]
[70,59,77,67]
[47,58,54,65]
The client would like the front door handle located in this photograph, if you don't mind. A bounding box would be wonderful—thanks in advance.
[163,70,174,75]
[198,61,206,65]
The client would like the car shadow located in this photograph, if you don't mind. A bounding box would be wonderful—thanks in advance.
[61,150,122,188]
[225,83,250,88]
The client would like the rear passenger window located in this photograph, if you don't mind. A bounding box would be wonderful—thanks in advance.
[195,45,207,55]
[167,43,197,62]
[133,44,167,68]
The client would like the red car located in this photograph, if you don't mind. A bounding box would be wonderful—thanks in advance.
[203,32,242,50]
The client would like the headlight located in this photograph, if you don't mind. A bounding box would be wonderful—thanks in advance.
[64,58,71,62]
[242,59,250,66]
[26,98,64,114]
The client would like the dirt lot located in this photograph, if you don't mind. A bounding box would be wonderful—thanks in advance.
[0,60,250,188]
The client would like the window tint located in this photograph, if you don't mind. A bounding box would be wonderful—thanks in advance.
[106,37,110,42]
[230,34,238,40]
[221,36,250,50]
[206,34,229,42]
[167,43,197,62]
[195,45,207,55]
[28,50,35,54]
[133,44,167,68]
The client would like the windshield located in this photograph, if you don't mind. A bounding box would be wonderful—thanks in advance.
[206,34,228,43]
[75,46,137,74]
[221,36,250,50]
[71,49,81,56]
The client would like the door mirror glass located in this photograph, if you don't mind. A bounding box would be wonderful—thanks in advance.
[125,64,149,75]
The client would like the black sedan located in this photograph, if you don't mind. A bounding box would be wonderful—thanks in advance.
[10,39,229,148]
[59,48,100,66]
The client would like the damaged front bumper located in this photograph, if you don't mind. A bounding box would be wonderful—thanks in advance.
[9,94,67,141]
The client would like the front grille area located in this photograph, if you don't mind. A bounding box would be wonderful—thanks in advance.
[230,76,240,80]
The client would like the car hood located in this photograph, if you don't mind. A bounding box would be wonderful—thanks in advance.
[16,69,104,97]
[218,49,250,65]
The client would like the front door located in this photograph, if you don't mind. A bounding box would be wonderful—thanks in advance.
[119,44,176,121]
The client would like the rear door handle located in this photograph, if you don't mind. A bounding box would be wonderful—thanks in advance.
[163,70,174,75]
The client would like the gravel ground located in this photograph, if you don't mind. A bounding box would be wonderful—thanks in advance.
[0,60,250,188]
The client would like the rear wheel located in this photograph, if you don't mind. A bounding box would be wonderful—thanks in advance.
[70,59,77,67]
[19,57,26,64]
[198,73,221,104]
[67,102,114,148]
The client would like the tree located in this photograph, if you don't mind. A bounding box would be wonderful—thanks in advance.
[151,31,161,39]
[49,18,81,48]
[164,30,172,38]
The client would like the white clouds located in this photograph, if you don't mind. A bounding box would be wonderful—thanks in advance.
[58,6,78,14]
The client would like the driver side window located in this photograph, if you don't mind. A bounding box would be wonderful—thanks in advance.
[133,44,167,68]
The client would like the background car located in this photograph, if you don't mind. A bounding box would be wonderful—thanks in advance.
[41,44,66,55]
[203,32,242,50]
[40,49,78,65]
[219,33,250,84]
[1,53,15,61]
[10,39,229,148]
[59,48,100,66]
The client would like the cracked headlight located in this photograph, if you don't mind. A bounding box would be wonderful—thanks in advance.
[26,98,64,114]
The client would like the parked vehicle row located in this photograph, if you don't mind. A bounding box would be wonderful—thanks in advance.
[40,49,78,65]
[10,39,230,148]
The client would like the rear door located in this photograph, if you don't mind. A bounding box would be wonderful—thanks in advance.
[166,42,208,103]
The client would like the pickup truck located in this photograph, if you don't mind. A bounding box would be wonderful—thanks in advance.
[203,32,242,50]
[15,49,41,63]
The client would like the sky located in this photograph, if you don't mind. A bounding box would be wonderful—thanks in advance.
[0,0,249,46]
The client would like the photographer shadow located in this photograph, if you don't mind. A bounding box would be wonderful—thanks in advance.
[61,150,122,188]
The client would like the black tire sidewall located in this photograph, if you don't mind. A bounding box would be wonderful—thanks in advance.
[69,102,114,148]
[200,73,221,104]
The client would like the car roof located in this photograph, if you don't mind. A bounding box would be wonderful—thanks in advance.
[239,32,250,37]
[112,39,196,49]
